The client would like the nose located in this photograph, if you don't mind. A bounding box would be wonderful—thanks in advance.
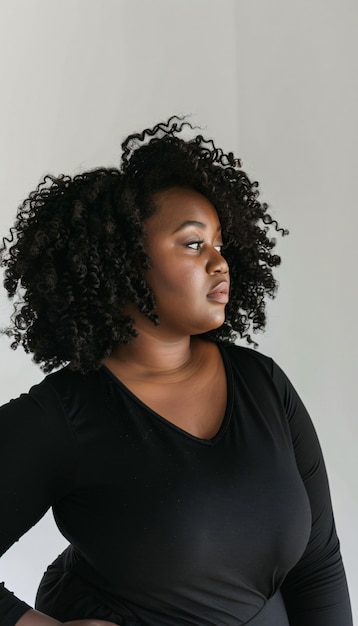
[206,247,229,275]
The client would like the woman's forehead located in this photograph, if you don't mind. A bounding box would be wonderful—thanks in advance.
[149,187,221,231]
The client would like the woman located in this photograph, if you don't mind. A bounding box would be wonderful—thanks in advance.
[0,117,352,625]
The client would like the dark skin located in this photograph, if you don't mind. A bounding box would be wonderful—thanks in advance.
[18,187,230,626]
[104,187,230,440]
[16,615,116,626]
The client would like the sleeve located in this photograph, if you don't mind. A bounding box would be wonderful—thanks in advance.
[0,380,78,626]
[272,361,353,626]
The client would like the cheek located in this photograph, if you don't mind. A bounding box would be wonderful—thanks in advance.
[149,271,190,297]
[147,257,202,295]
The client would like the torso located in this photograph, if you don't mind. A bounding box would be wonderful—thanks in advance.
[33,345,314,626]
[102,339,227,440]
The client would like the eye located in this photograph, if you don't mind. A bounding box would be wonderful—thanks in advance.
[185,241,223,253]
[186,240,204,251]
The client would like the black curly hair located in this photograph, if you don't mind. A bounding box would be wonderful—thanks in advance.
[0,116,288,373]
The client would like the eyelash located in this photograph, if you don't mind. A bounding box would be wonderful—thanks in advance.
[186,240,223,253]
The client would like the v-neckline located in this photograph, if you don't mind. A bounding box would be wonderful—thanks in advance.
[100,343,234,446]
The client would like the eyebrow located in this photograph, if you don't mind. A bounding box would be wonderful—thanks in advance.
[173,220,222,234]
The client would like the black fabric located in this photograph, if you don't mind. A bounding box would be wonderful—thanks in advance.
[0,345,352,625]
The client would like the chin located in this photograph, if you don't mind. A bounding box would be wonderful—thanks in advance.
[197,318,226,334]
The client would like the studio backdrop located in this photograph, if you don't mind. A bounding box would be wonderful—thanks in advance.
[0,0,357,621]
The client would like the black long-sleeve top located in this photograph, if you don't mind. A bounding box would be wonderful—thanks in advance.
[0,344,353,625]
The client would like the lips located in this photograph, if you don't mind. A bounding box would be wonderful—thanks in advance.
[207,281,229,304]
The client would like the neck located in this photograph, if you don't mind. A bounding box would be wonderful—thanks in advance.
[109,330,194,376]
[105,308,203,380]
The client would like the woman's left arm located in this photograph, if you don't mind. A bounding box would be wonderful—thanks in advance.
[273,362,353,626]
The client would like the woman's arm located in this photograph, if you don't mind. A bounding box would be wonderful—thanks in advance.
[272,361,353,626]
[15,609,61,626]
[0,381,78,626]
[16,608,117,626]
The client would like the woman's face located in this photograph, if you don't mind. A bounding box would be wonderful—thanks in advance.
[142,186,230,338]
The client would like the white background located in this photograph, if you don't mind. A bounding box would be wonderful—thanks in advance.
[0,0,357,622]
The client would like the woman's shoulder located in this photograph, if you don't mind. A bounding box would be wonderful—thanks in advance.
[220,342,297,402]
[20,366,92,411]
[0,369,82,472]
[43,365,95,396]
[219,342,274,374]
[38,366,106,428]
[1,366,102,434]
